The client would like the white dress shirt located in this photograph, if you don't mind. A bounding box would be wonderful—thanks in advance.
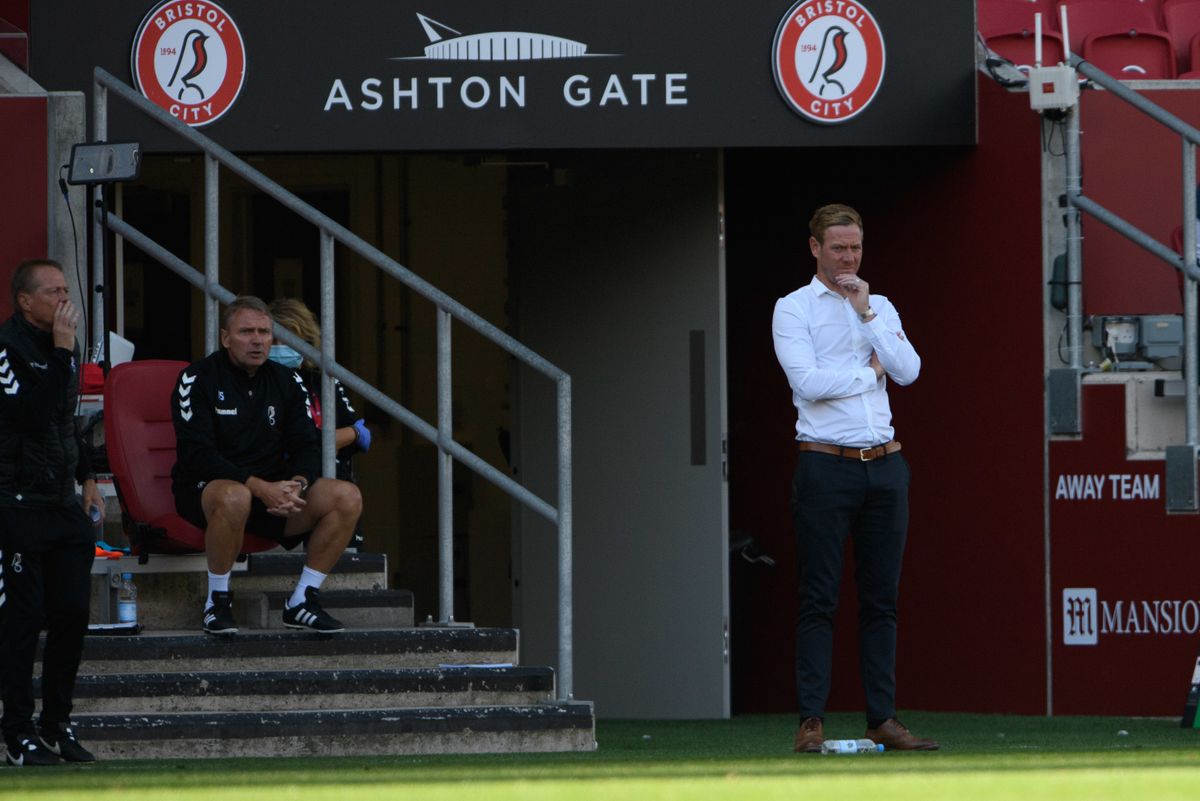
[772,276,920,447]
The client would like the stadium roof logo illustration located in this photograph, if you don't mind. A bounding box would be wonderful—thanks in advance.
[406,12,604,61]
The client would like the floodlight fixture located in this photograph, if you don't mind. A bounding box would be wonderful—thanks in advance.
[67,141,142,185]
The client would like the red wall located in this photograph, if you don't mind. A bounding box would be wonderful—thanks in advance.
[1051,384,1199,715]
[726,77,1048,715]
[1082,91,1200,315]
[0,95,48,318]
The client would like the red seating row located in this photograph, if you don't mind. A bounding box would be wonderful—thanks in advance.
[980,0,1200,78]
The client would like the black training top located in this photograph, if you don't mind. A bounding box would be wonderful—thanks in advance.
[0,314,91,508]
[171,349,320,495]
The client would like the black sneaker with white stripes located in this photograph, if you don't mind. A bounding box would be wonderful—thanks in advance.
[5,734,61,766]
[39,723,95,763]
[282,586,345,633]
[202,589,238,636]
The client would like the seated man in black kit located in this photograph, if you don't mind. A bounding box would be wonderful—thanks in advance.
[172,296,362,635]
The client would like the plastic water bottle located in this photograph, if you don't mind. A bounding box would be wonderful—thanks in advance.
[821,738,884,754]
[117,572,138,624]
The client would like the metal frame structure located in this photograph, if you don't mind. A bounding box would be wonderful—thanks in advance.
[1058,58,1200,511]
[89,68,576,699]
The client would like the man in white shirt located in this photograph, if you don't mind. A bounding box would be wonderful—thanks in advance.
[772,204,937,753]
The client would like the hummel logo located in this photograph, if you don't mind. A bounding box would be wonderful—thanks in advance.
[179,384,192,398]
[0,356,18,396]
[181,372,196,385]
[29,361,47,370]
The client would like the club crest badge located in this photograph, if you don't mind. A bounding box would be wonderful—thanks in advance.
[131,0,247,127]
[771,0,886,125]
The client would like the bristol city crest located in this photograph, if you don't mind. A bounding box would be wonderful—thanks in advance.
[131,0,246,127]
[771,0,886,125]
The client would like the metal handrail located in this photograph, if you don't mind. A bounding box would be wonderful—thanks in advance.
[1062,58,1199,455]
[90,67,575,699]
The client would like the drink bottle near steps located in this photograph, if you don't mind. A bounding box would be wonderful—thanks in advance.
[820,738,884,754]
[117,572,138,624]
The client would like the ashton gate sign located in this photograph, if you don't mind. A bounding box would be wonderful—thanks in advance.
[30,0,976,151]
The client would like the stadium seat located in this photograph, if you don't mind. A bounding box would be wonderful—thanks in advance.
[1164,0,1200,73]
[980,0,1067,68]
[1057,0,1161,53]
[1192,30,1200,73]
[980,0,1060,31]
[1083,28,1178,77]
[104,359,278,555]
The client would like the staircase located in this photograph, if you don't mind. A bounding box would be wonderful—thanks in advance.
[61,552,596,759]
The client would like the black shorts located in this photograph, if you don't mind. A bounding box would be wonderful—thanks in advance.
[174,481,307,550]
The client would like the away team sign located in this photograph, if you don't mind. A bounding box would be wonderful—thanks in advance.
[131,0,247,127]
[772,0,886,124]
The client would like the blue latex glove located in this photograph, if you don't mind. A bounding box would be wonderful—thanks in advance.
[353,419,372,452]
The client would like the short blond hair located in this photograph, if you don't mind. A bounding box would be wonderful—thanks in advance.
[809,204,863,244]
[269,298,322,367]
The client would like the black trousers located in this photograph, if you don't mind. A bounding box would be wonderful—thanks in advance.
[791,450,909,724]
[0,505,93,744]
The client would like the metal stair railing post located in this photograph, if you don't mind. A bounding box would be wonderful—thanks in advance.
[320,230,337,479]
[205,155,220,355]
[1061,57,1200,510]
[90,76,106,356]
[1183,141,1198,448]
[91,67,576,697]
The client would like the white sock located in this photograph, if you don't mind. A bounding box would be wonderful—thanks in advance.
[289,566,327,609]
[207,571,231,609]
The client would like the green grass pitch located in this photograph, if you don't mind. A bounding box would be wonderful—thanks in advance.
[2,713,1198,800]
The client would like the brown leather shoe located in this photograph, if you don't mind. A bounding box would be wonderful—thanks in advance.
[793,716,824,753]
[864,718,939,751]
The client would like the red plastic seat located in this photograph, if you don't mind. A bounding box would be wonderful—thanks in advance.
[980,0,1060,29]
[986,30,1067,69]
[1057,0,1162,52]
[1164,0,1200,72]
[1083,28,1178,77]
[104,359,277,555]
[981,0,1067,68]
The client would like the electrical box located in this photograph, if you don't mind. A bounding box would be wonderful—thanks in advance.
[1092,316,1138,356]
[1139,315,1184,360]
[1028,65,1079,111]
[1092,315,1184,366]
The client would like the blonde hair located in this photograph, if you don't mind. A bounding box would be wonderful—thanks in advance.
[809,204,863,244]
[268,298,322,367]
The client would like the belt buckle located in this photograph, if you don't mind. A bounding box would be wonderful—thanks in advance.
[859,447,873,462]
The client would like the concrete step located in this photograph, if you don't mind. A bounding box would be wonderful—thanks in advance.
[92,551,393,630]
[60,628,519,674]
[59,666,554,713]
[234,588,415,630]
[243,551,386,578]
[73,703,597,758]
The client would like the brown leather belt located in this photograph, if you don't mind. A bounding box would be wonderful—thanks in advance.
[797,440,902,461]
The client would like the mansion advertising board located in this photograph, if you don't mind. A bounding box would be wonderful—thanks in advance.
[1050,385,1200,717]
[30,0,975,151]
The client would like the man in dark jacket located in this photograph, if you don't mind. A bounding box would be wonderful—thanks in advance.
[0,259,102,766]
[172,296,362,636]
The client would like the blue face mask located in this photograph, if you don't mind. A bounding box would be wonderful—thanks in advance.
[268,344,303,369]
